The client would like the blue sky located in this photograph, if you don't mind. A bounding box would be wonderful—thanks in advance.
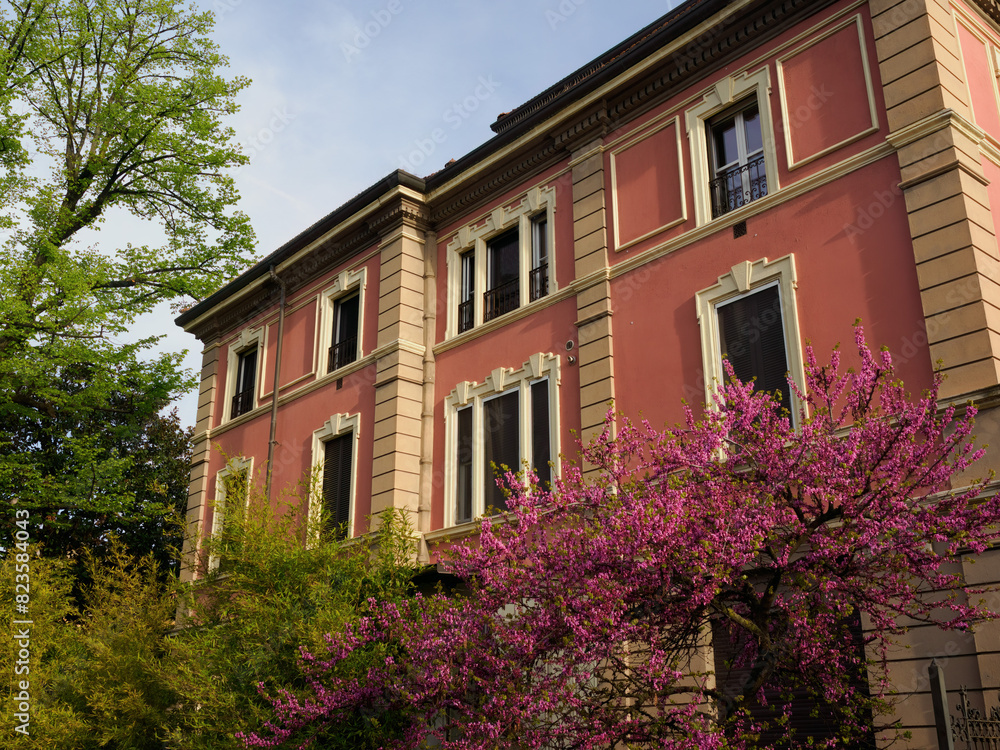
[145,1,682,423]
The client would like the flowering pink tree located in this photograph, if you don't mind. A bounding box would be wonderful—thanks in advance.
[245,329,1000,749]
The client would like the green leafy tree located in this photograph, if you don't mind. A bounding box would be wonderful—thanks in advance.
[1,474,423,749]
[0,0,255,550]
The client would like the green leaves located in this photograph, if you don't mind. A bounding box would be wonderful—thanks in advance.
[0,0,256,559]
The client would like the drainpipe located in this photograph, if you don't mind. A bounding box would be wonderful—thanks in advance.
[266,265,286,502]
[418,230,438,544]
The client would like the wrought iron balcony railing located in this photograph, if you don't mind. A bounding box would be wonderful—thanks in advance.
[484,278,520,322]
[529,262,549,302]
[231,388,253,419]
[710,154,767,218]
[328,336,358,372]
[457,299,474,333]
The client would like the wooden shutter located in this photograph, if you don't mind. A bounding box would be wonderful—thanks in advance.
[711,612,874,748]
[456,407,473,523]
[323,433,353,540]
[718,285,790,407]
[530,381,551,488]
[483,390,519,512]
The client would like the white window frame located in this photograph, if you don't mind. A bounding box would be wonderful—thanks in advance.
[444,353,561,528]
[686,67,779,226]
[446,186,556,338]
[309,412,361,544]
[318,267,367,377]
[221,326,264,425]
[695,255,805,419]
[209,456,253,572]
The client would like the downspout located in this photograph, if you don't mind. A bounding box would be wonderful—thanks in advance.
[418,230,438,549]
[266,265,286,503]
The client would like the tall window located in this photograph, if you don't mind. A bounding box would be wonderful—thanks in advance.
[329,293,360,372]
[311,412,360,543]
[484,228,520,322]
[210,459,251,573]
[322,432,353,540]
[695,256,803,419]
[529,214,548,302]
[717,284,790,407]
[231,348,257,419]
[458,250,475,334]
[447,353,560,527]
[708,101,767,218]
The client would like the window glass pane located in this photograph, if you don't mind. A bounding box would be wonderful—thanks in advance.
[743,106,762,153]
[334,294,359,345]
[713,118,739,169]
[456,407,473,524]
[530,381,551,489]
[237,349,256,392]
[487,228,520,288]
[531,216,547,268]
[483,390,519,513]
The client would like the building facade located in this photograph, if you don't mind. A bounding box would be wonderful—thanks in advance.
[176,0,1000,743]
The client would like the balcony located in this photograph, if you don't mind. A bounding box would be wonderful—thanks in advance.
[231,388,253,419]
[710,154,767,218]
[328,336,358,372]
[457,299,474,334]
[484,277,519,322]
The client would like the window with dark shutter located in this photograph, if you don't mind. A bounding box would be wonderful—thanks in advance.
[456,407,474,524]
[717,284,790,407]
[231,348,257,419]
[483,390,519,512]
[329,293,360,372]
[531,380,551,488]
[711,611,875,748]
[485,228,520,321]
[322,433,353,540]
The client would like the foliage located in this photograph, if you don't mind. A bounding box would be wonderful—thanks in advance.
[168,485,422,750]
[248,328,1000,749]
[0,471,424,749]
[0,0,254,560]
[0,390,192,583]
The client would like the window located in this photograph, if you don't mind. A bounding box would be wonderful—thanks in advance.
[458,250,475,334]
[717,284,790,407]
[310,412,360,542]
[529,214,548,302]
[446,353,560,526]
[319,267,367,377]
[231,348,257,419]
[322,432,353,540]
[695,256,804,417]
[485,228,520,322]
[686,67,778,226]
[447,186,555,336]
[708,101,767,218]
[210,458,252,573]
[222,326,263,424]
[328,293,359,372]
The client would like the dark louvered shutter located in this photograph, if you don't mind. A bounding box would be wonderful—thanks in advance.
[711,612,875,748]
[483,390,519,512]
[323,433,353,540]
[530,381,551,489]
[456,407,474,523]
[718,285,790,407]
